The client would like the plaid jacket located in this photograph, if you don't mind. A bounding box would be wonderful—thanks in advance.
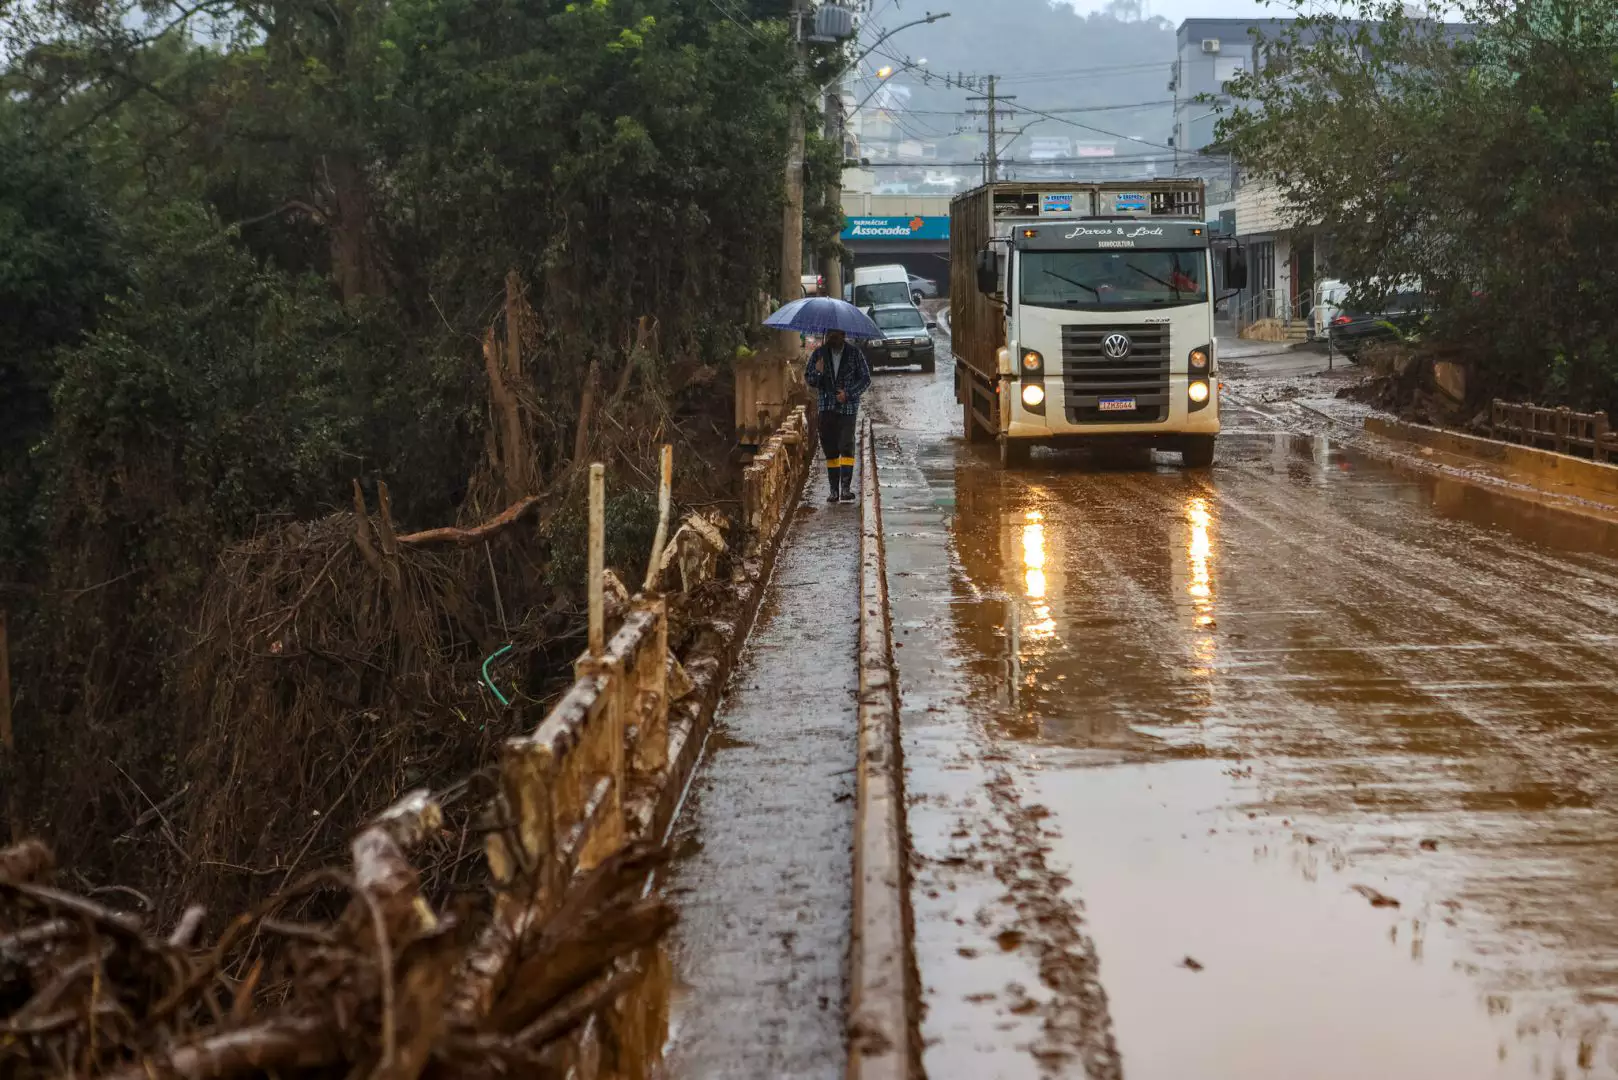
[804,343,872,416]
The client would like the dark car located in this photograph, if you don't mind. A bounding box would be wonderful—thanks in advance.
[866,304,937,373]
[1328,289,1427,359]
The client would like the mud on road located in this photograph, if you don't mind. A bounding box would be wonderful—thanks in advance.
[871,333,1618,1079]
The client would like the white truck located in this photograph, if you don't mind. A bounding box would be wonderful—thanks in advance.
[950,181,1246,467]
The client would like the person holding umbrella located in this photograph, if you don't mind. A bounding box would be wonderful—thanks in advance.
[762,296,881,504]
[805,328,871,502]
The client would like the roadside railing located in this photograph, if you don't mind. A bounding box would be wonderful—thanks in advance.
[741,405,809,557]
[1233,289,1309,338]
[1490,400,1618,463]
[471,405,810,1070]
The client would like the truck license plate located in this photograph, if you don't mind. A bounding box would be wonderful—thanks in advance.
[1099,397,1136,412]
[889,349,909,359]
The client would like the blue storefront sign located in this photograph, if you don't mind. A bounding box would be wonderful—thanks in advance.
[841,215,950,241]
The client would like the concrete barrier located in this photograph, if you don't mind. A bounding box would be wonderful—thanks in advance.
[848,417,919,1080]
[742,406,809,557]
[1364,415,1618,506]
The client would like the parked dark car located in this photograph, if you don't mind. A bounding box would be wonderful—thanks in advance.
[866,304,937,373]
[1327,289,1427,359]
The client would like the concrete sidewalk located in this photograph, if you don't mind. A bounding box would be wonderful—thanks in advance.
[662,467,861,1078]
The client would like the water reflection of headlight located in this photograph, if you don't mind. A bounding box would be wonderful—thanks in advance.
[1025,568,1047,598]
[1022,523,1045,570]
[1187,498,1213,603]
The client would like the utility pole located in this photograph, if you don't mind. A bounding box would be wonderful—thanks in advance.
[736,0,809,450]
[780,0,808,317]
[823,82,844,301]
[966,75,1014,182]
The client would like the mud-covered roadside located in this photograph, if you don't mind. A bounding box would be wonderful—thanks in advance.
[869,329,1618,1079]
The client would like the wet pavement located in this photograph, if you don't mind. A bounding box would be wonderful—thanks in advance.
[662,477,860,1078]
[871,329,1618,1078]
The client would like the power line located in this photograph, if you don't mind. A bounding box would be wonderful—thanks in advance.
[858,155,1194,167]
[703,0,768,44]
[867,98,1175,117]
[995,60,1174,80]
[1004,99,1212,156]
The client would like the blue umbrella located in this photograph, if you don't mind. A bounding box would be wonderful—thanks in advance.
[764,296,883,339]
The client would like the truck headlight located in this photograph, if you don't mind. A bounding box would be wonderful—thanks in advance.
[1022,383,1046,407]
[1021,349,1044,374]
[1189,346,1210,371]
[1188,379,1211,405]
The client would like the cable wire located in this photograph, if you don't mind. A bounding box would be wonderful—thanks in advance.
[703,0,768,44]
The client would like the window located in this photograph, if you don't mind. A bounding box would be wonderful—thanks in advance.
[854,282,910,307]
[1020,250,1209,310]
[872,308,926,332]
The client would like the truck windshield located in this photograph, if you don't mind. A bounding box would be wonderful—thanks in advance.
[1020,250,1207,310]
[855,282,911,308]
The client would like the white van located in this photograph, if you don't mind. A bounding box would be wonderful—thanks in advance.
[852,264,913,310]
[1312,279,1348,341]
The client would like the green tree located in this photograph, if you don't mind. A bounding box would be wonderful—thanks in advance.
[1222,0,1618,413]
[0,106,122,575]
[0,0,826,886]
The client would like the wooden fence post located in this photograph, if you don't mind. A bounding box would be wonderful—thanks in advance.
[589,464,605,658]
[644,446,673,594]
[1,610,16,845]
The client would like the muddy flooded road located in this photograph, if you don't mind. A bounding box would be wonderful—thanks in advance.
[873,332,1618,1079]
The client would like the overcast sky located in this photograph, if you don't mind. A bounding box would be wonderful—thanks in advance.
[1063,0,1348,25]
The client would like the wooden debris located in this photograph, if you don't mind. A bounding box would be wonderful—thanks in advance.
[0,792,672,1080]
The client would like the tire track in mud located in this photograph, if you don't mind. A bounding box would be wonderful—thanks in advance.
[973,748,1123,1079]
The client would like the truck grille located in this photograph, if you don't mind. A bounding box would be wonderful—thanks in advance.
[1060,324,1171,424]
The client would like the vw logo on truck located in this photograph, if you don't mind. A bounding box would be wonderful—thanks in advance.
[1102,333,1133,359]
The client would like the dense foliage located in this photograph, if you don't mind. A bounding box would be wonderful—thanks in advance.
[1222,0,1618,415]
[0,0,834,876]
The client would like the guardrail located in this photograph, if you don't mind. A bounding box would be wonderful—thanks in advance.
[1490,400,1618,463]
[471,406,810,1070]
[741,405,809,557]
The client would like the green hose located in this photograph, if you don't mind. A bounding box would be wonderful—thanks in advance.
[481,644,515,707]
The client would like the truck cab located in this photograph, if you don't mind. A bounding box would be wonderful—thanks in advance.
[951,182,1246,468]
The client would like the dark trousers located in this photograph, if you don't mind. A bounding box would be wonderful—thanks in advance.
[819,410,857,491]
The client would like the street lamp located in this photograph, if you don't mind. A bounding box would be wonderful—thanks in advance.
[820,13,949,302]
[820,12,950,93]
[852,57,927,116]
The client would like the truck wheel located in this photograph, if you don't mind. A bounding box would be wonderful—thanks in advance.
[999,436,1031,469]
[1180,436,1216,469]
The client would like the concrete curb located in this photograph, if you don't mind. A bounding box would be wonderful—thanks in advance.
[848,417,920,1080]
[1365,414,1618,514]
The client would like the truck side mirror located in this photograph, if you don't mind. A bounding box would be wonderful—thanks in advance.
[1222,247,1249,291]
[975,249,999,296]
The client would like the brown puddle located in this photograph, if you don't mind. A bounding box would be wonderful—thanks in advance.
[903,421,1618,1078]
